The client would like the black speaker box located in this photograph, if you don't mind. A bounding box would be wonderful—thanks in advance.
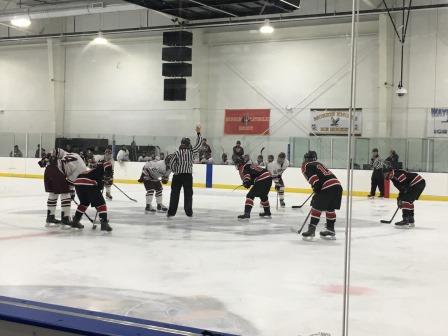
[162,62,192,77]
[163,31,193,46]
[162,47,192,62]
[164,78,187,101]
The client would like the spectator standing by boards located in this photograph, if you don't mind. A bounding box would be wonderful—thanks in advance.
[233,141,244,158]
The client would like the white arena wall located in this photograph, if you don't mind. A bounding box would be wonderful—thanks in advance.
[0,158,446,201]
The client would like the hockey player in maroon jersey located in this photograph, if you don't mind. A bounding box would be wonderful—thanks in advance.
[301,151,343,240]
[38,153,73,228]
[71,162,112,232]
[383,163,426,228]
[234,155,273,220]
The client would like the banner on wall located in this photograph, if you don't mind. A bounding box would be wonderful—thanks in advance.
[224,109,270,135]
[310,108,362,136]
[427,108,448,137]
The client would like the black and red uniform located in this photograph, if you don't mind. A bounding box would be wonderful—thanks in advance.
[239,163,272,217]
[72,163,112,231]
[389,169,425,223]
[301,160,343,234]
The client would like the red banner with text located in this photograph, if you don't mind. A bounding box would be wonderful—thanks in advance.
[224,109,270,135]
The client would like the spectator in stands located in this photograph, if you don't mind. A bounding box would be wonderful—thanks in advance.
[160,153,165,161]
[200,152,213,164]
[243,154,251,164]
[10,145,23,158]
[221,153,231,165]
[35,144,46,158]
[65,144,72,153]
[256,155,267,168]
[233,140,244,158]
[117,146,130,162]
[199,139,212,161]
[386,149,399,169]
[138,152,151,162]
[130,138,137,161]
[267,155,274,164]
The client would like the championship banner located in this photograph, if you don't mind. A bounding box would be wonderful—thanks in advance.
[310,108,362,136]
[427,108,448,137]
[224,109,270,135]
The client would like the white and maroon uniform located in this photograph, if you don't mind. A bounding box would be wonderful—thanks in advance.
[139,160,171,207]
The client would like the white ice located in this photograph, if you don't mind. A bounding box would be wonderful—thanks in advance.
[0,176,447,336]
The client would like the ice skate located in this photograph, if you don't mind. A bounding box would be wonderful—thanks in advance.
[238,213,250,221]
[320,229,336,240]
[60,216,72,230]
[71,217,84,229]
[157,204,168,212]
[394,218,412,229]
[145,204,156,213]
[367,194,375,199]
[45,213,61,227]
[259,211,272,219]
[302,225,316,241]
[100,219,112,232]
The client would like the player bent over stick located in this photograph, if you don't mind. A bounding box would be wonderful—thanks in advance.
[39,154,73,228]
[234,156,273,220]
[138,155,173,213]
[383,163,426,229]
[301,151,343,241]
[71,162,113,232]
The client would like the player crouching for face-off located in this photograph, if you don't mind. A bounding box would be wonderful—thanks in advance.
[301,151,343,241]
[383,163,426,229]
[38,153,73,228]
[71,162,113,232]
[267,152,289,208]
[138,154,173,213]
[234,155,273,220]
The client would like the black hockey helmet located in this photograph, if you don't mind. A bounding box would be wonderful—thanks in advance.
[181,137,191,149]
[233,155,245,167]
[303,150,317,162]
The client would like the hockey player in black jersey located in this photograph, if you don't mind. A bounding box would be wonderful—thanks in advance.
[383,163,426,228]
[301,151,343,240]
[235,156,273,220]
[71,162,112,232]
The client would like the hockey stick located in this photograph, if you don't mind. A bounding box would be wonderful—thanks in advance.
[113,183,138,202]
[276,191,279,210]
[232,184,244,192]
[297,209,312,234]
[260,147,265,156]
[292,193,314,209]
[380,207,399,224]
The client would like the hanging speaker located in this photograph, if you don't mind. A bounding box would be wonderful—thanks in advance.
[162,47,192,62]
[162,63,192,77]
[163,31,193,46]
[164,78,187,101]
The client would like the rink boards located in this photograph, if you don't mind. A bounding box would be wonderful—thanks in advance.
[0,157,447,201]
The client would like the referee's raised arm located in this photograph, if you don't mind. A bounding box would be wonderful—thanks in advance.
[167,125,203,218]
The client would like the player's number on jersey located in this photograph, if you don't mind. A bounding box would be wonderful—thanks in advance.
[317,164,332,176]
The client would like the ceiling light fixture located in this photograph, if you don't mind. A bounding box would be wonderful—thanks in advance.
[10,16,31,28]
[259,19,274,34]
[93,32,108,45]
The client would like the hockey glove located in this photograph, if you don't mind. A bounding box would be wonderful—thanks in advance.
[243,180,252,189]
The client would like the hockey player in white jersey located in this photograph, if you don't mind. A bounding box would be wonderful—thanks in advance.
[267,152,289,208]
[138,154,173,213]
[54,148,89,186]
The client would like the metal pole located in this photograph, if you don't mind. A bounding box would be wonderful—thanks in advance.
[342,0,359,335]
[25,133,28,158]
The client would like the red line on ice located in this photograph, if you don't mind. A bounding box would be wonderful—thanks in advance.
[0,231,61,241]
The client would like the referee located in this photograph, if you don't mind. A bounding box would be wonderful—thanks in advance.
[368,148,385,198]
[167,125,203,218]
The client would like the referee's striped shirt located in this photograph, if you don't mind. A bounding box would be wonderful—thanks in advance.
[171,133,203,174]
[371,157,384,170]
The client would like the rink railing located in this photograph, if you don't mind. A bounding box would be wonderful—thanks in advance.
[0,296,236,336]
[0,158,447,201]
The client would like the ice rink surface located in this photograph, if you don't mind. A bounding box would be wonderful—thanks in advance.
[0,176,447,336]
